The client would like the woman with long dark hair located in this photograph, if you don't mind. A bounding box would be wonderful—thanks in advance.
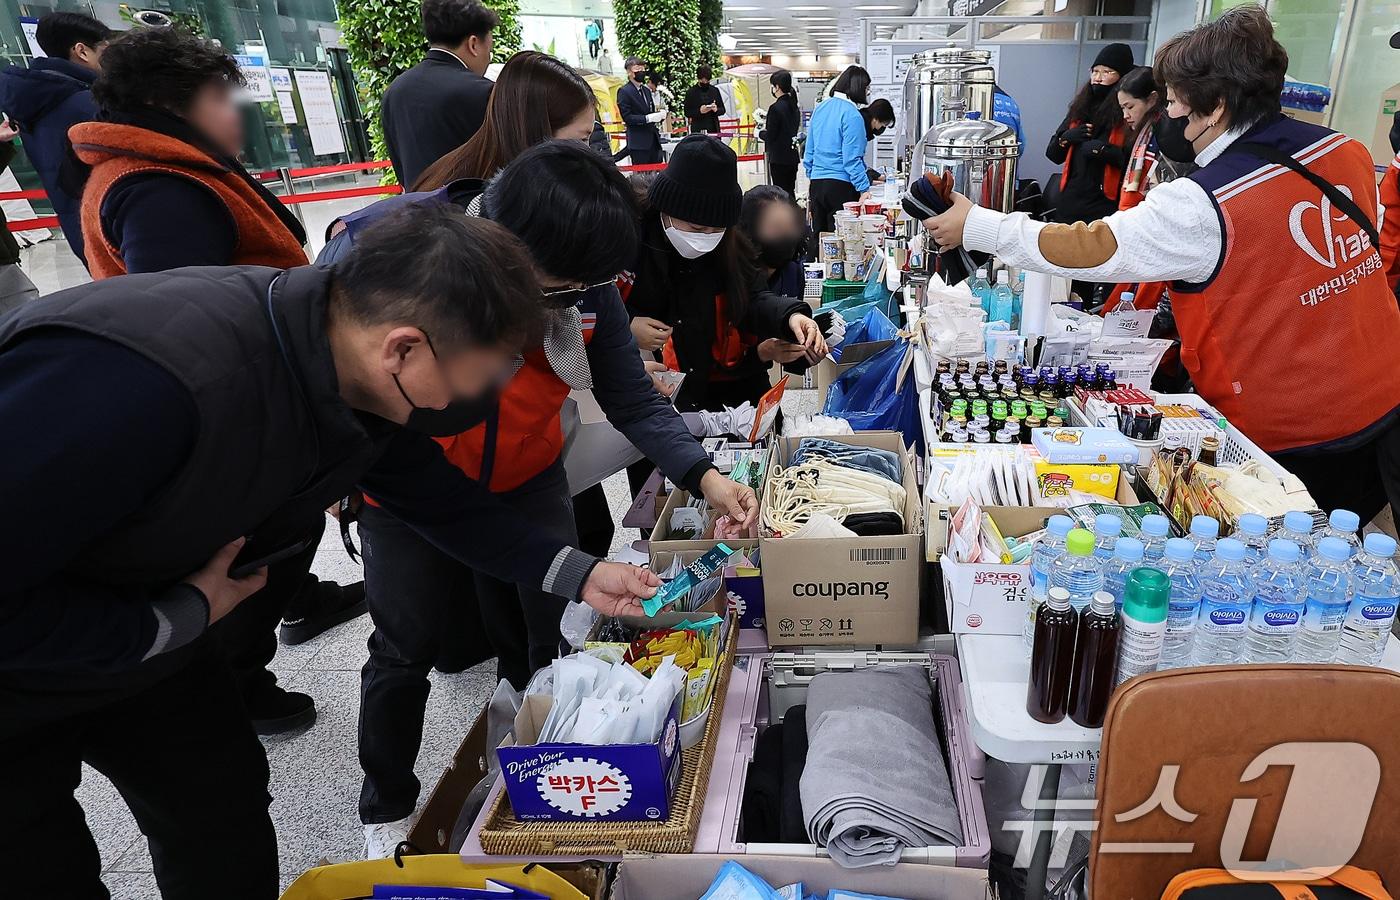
[624,135,826,413]
[411,49,595,188]
[1046,43,1134,225]
[803,64,873,234]
[761,69,800,197]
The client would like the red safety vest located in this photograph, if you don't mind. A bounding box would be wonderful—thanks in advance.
[1379,152,1400,292]
[1172,123,1400,453]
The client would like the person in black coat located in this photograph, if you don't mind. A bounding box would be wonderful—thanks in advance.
[617,56,664,164]
[381,0,498,186]
[684,65,726,135]
[621,135,826,413]
[760,69,800,198]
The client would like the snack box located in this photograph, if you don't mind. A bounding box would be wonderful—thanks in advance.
[1032,426,1139,465]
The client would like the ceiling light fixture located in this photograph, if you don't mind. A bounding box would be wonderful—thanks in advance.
[718,32,738,49]
[851,4,902,8]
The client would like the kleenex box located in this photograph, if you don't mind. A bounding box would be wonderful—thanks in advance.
[1032,427,1139,465]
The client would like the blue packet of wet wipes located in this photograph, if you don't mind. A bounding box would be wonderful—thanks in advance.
[699,861,781,899]
[643,543,736,616]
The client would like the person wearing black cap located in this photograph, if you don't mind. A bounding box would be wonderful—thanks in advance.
[621,134,827,413]
[1047,42,1134,227]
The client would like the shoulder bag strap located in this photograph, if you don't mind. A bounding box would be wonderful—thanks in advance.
[1231,140,1380,249]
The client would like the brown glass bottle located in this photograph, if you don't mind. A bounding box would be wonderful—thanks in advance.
[1027,587,1078,724]
[1069,591,1121,728]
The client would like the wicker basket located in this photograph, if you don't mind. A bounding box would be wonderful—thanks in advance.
[476,621,738,856]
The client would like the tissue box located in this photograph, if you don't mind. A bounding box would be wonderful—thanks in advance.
[496,692,683,821]
[1031,426,1139,465]
[939,508,1045,635]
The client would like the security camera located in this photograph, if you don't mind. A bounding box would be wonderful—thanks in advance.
[132,10,173,27]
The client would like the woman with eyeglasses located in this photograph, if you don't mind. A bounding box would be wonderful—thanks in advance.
[321,140,759,859]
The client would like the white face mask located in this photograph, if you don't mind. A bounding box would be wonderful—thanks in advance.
[663,216,725,259]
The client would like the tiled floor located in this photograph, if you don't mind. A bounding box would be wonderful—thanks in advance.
[20,185,819,895]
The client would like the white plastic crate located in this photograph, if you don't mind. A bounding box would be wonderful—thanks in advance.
[1069,392,1288,479]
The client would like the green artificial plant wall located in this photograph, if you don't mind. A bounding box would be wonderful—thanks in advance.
[614,0,702,88]
[341,0,522,183]
[698,0,724,76]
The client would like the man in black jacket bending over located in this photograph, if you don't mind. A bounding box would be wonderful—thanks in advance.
[0,207,659,900]
[381,0,497,186]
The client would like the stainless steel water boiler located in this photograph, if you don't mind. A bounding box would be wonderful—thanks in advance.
[914,109,1020,213]
[898,46,996,172]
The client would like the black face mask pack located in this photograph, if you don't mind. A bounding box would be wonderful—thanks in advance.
[1155,112,1198,164]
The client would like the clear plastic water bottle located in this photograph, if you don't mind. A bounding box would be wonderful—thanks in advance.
[989,270,1014,326]
[1275,510,1316,559]
[1139,514,1171,564]
[1318,508,1362,559]
[1024,515,1074,654]
[1093,514,1122,560]
[1337,532,1400,667]
[1159,538,1202,669]
[1234,513,1270,568]
[1051,528,1105,613]
[1189,515,1219,564]
[1101,536,1144,608]
[1192,537,1254,665]
[1297,536,1354,663]
[968,267,993,318]
[1243,539,1307,663]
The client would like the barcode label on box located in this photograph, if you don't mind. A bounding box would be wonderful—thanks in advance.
[850,548,907,562]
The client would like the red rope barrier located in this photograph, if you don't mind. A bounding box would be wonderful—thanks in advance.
[279,184,403,205]
[7,215,60,232]
[0,188,50,201]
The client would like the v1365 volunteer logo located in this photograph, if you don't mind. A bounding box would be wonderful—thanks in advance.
[1289,187,1370,269]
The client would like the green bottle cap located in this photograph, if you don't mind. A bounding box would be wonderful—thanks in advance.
[1065,528,1095,556]
[1122,567,1170,624]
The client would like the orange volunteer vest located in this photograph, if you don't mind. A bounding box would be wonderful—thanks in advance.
[71,122,308,279]
[1380,152,1400,292]
[1171,120,1400,453]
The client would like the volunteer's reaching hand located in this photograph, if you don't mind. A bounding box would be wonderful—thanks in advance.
[701,468,759,529]
[787,313,829,363]
[923,191,973,252]
[757,338,809,364]
[184,537,267,624]
[580,561,661,616]
[632,316,672,352]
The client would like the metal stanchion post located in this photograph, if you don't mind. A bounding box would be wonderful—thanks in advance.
[278,166,306,227]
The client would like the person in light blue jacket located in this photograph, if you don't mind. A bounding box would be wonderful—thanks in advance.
[802,65,872,234]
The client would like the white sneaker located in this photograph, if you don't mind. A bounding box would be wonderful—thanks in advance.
[363,817,412,859]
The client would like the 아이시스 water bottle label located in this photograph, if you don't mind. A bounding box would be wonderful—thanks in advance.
[1302,598,1349,633]
[1346,597,1399,630]
[1166,600,1199,634]
[1249,602,1304,635]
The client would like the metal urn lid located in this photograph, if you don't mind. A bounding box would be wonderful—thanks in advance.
[921,112,1020,161]
[910,45,992,68]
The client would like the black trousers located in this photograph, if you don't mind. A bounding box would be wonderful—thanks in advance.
[573,482,616,557]
[357,463,577,824]
[626,145,663,165]
[2,650,278,900]
[1274,416,1400,525]
[210,514,326,702]
[770,162,798,199]
[807,178,859,235]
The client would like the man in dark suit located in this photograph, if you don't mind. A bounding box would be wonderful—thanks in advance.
[616,56,664,165]
[381,0,497,187]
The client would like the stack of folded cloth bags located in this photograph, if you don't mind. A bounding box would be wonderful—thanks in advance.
[804,666,963,867]
[761,437,907,537]
[741,666,964,868]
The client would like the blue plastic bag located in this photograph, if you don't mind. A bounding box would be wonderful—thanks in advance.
[823,332,924,455]
[831,308,897,362]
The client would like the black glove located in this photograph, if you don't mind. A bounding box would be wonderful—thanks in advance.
[1060,125,1092,145]
[1081,138,1108,156]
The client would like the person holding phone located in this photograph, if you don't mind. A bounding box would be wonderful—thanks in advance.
[684,66,726,135]
[0,206,663,900]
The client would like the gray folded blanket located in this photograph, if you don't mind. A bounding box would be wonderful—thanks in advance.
[799,665,964,867]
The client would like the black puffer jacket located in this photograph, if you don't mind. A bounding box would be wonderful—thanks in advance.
[623,212,807,412]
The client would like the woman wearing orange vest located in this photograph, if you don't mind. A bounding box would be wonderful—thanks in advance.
[926,6,1400,523]
[70,26,307,278]
[1379,112,1400,295]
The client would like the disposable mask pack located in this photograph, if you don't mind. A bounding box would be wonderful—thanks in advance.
[763,461,907,536]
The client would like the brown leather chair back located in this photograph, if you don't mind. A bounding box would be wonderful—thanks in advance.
[1090,665,1400,899]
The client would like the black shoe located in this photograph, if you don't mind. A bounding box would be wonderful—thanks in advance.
[279,580,367,646]
[249,689,317,736]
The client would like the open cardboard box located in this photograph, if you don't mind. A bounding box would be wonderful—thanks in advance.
[495,692,684,822]
[650,543,765,630]
[759,431,922,647]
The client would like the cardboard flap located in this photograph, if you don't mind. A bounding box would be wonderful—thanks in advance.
[1092,665,1400,897]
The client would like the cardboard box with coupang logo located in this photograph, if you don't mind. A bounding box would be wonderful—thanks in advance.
[758,431,922,647]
